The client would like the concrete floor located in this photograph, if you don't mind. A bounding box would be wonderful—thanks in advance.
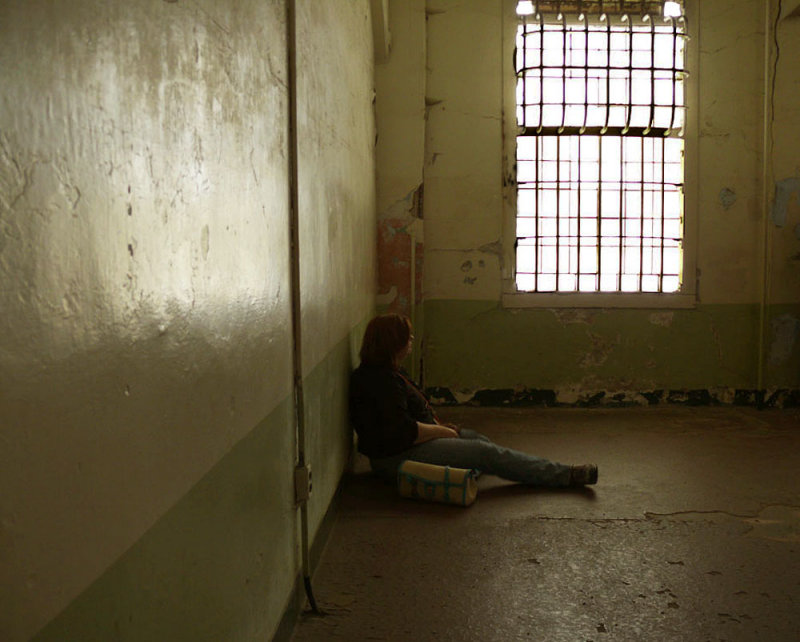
[290,406,800,642]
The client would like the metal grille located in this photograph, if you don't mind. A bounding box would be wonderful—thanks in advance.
[514,4,687,293]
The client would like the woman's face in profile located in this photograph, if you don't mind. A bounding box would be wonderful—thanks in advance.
[395,331,414,364]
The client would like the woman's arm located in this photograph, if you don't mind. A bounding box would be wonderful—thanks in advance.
[414,422,459,444]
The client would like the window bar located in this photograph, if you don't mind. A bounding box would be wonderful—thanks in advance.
[645,15,655,135]
[556,134,562,290]
[596,135,603,291]
[579,16,589,290]
[601,16,612,289]
[620,17,633,290]
[659,136,666,292]
[559,14,568,133]
[555,13,567,290]
[595,16,605,291]
[639,135,645,291]
[521,15,530,289]
[537,14,545,288]
[521,15,527,127]
[538,15,545,132]
[618,136,624,290]
[622,14,633,134]
[602,16,611,134]
[668,16,677,132]
[535,137,541,291]
[577,133,582,290]
[582,15,589,134]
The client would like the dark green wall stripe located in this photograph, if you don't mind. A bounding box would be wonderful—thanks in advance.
[423,300,800,391]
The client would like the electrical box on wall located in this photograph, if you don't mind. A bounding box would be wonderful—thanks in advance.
[294,463,312,504]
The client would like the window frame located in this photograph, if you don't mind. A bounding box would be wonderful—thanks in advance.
[501,0,698,309]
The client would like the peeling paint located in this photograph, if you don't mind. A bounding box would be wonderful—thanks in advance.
[426,386,800,408]
[478,241,504,270]
[648,311,675,327]
[551,309,597,325]
[579,332,618,368]
[377,182,423,315]
[719,187,737,209]
[377,185,420,221]
[769,314,799,365]
[771,177,800,227]
[555,389,581,404]
[376,285,398,307]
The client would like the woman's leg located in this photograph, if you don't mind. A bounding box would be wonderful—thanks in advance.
[457,428,492,443]
[370,432,572,487]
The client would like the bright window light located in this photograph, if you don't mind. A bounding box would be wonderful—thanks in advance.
[663,2,682,18]
[516,1,534,16]
[514,4,686,294]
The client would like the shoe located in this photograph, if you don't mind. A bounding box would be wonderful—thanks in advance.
[569,464,598,486]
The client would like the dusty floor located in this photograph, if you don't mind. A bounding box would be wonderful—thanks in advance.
[290,406,800,642]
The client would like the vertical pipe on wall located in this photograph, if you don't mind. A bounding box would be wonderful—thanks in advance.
[757,0,775,400]
[410,223,418,381]
[285,0,320,614]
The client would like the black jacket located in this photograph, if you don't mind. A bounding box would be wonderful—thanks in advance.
[349,364,436,458]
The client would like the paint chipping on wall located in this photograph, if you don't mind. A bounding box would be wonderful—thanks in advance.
[377,183,424,314]
[427,386,800,408]
[772,177,800,227]
[769,314,799,365]
[478,240,504,269]
[551,309,597,325]
[719,187,737,209]
[649,311,675,327]
[579,332,618,368]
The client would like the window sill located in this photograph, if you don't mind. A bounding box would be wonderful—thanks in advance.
[502,291,697,309]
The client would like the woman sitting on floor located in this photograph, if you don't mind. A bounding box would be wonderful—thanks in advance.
[349,313,598,487]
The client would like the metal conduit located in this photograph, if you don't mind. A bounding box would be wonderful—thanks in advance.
[757,0,779,404]
[285,0,321,616]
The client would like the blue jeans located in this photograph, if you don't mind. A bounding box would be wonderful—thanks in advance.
[369,429,572,487]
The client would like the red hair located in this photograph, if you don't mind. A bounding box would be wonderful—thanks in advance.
[359,314,412,368]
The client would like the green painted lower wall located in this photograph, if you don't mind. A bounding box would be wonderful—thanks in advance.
[303,320,369,538]
[31,398,297,642]
[31,324,369,642]
[423,300,800,394]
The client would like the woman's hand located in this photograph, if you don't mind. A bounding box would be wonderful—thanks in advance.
[435,425,459,438]
[414,422,459,444]
[439,422,461,434]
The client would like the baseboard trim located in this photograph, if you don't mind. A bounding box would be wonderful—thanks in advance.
[425,387,800,409]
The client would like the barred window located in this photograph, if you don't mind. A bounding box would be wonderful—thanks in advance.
[514,1,687,294]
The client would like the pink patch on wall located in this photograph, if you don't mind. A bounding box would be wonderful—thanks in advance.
[378,218,415,315]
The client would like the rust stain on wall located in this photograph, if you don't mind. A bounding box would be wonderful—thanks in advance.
[377,184,423,315]
[551,309,598,326]
[579,332,619,369]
